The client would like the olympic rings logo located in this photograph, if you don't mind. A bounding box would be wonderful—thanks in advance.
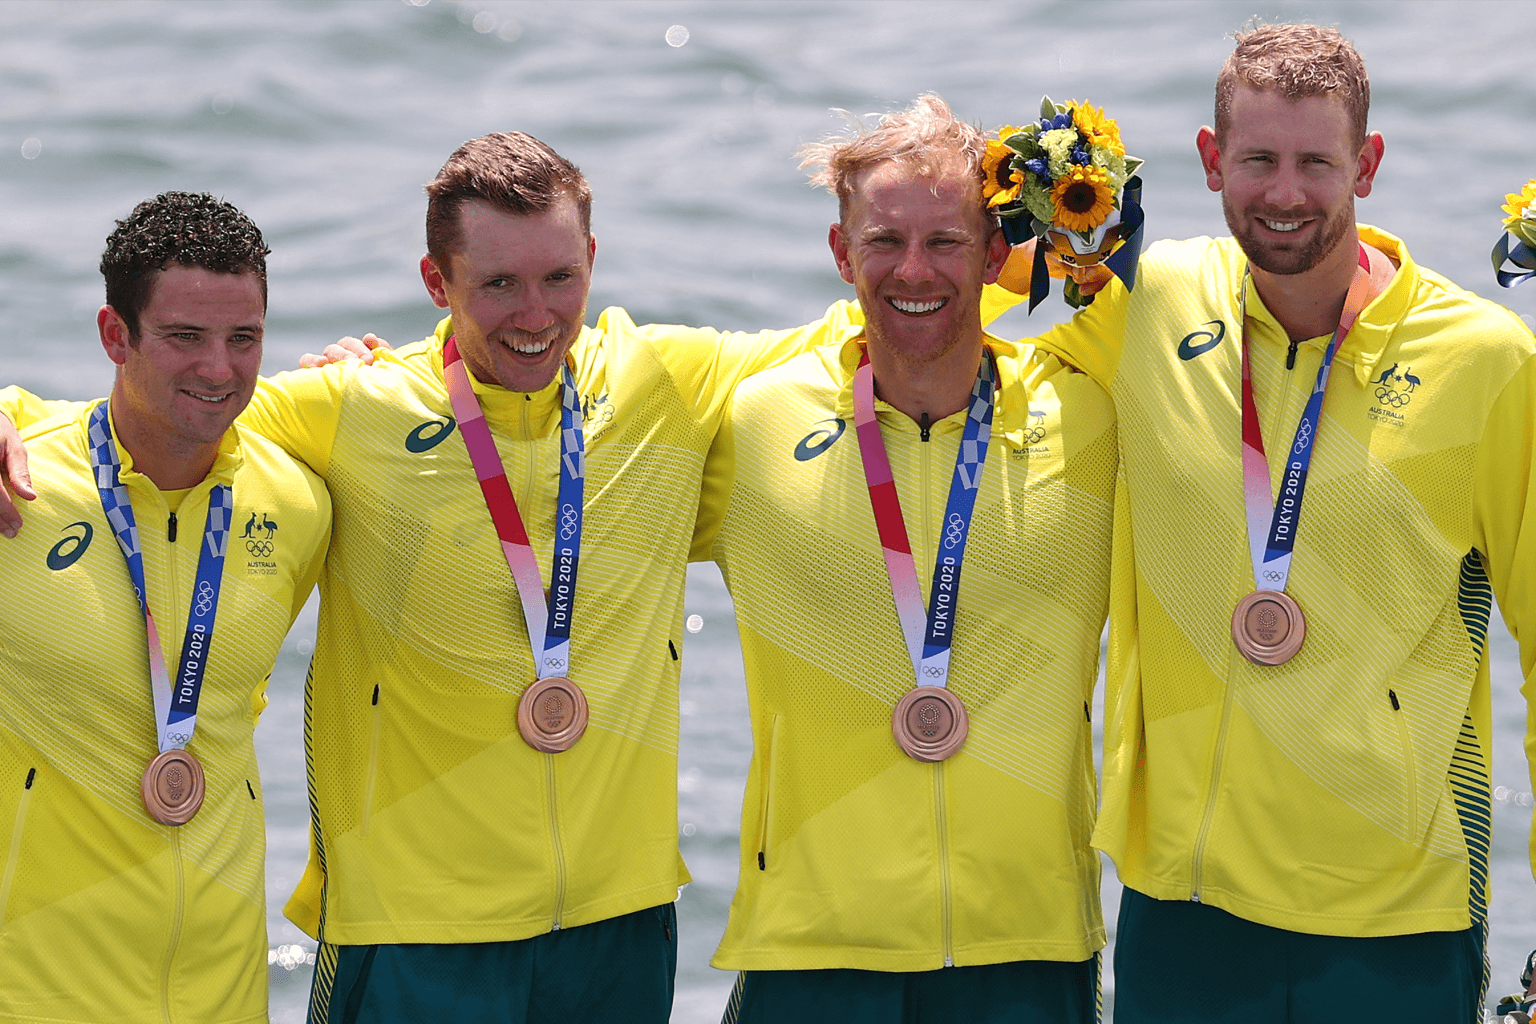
[166,730,191,745]
[559,503,579,540]
[193,580,216,616]
[1292,419,1314,455]
[924,666,944,677]
[1263,570,1284,583]
[1374,386,1412,408]
[1022,426,1046,445]
[245,539,274,557]
[942,513,965,549]
[546,656,567,670]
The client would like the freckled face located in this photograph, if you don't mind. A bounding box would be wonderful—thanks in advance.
[421,198,595,392]
[829,164,1007,371]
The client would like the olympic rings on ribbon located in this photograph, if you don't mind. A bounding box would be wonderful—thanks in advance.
[943,513,966,549]
[193,580,217,616]
[558,503,580,540]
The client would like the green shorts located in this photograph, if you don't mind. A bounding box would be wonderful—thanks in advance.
[1112,887,1485,1024]
[721,956,1101,1024]
[307,903,677,1024]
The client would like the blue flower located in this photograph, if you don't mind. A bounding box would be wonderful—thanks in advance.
[1052,112,1073,130]
[1072,146,1090,165]
[1024,157,1050,181]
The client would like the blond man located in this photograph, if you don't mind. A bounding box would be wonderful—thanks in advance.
[694,95,1116,1024]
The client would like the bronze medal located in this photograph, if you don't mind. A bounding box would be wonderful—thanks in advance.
[892,686,969,762]
[517,676,589,753]
[141,749,206,826]
[1232,589,1306,665]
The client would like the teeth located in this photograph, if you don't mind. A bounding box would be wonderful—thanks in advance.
[506,337,552,354]
[890,298,946,314]
[187,392,229,403]
[1263,219,1303,233]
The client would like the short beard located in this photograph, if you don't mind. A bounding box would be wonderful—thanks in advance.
[1224,193,1352,276]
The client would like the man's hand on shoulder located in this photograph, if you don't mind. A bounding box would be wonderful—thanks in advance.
[0,413,36,538]
[298,333,393,368]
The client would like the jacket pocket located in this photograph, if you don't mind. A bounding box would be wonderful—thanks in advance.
[360,685,382,837]
[1388,689,1419,840]
[754,715,781,871]
[1,768,37,926]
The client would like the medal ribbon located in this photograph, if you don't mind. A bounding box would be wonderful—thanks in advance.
[1240,245,1373,592]
[89,402,232,754]
[442,337,585,679]
[853,349,995,686]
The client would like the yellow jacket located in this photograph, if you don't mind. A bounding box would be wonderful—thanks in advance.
[235,306,859,946]
[694,333,1117,970]
[0,403,329,1023]
[1019,227,1536,937]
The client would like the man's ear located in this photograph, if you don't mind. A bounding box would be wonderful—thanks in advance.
[420,254,451,309]
[1354,132,1385,199]
[1195,126,1223,194]
[829,223,856,285]
[98,306,132,366]
[982,227,1010,285]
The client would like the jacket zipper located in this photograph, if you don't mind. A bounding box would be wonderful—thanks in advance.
[915,423,954,963]
[935,762,954,965]
[161,830,185,1024]
[755,715,782,870]
[1193,339,1315,900]
[546,754,566,930]
[0,768,36,925]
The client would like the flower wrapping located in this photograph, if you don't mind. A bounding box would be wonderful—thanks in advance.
[1494,178,1536,288]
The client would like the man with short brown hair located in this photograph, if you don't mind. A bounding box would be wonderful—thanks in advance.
[1002,22,1536,1021]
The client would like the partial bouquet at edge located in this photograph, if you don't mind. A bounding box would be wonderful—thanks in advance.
[985,96,1145,310]
[1493,178,1536,288]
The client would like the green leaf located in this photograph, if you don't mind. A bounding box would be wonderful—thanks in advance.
[1039,95,1057,120]
[1123,157,1144,178]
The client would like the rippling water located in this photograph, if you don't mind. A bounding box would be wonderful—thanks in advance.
[3,2,1534,1019]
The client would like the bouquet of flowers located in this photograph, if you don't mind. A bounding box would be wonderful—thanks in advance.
[985,96,1145,309]
[1494,178,1536,288]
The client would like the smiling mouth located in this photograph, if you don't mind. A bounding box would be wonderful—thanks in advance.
[1260,218,1306,233]
[185,390,234,404]
[888,297,947,315]
[496,330,561,356]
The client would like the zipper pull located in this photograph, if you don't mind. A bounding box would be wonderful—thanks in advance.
[919,412,931,442]
[1285,337,1300,370]
[167,511,178,542]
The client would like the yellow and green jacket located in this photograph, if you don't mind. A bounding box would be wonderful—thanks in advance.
[235,305,859,946]
[0,402,329,1023]
[1017,226,1536,937]
[693,333,1117,970]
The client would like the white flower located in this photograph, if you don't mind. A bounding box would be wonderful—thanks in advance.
[1039,128,1079,180]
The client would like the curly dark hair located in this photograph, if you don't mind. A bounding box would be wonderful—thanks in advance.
[100,191,270,339]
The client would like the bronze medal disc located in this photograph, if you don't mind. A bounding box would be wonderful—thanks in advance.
[1232,589,1307,665]
[892,686,969,762]
[517,676,589,753]
[141,749,206,826]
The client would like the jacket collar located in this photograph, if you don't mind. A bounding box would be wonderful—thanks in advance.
[1235,224,1417,387]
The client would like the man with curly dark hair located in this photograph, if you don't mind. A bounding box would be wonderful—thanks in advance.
[0,191,331,1023]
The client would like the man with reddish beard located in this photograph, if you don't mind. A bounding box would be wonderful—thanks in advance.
[693,95,1117,1023]
[996,23,1536,1021]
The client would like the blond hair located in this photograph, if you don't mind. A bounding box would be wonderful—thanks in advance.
[1215,23,1370,145]
[799,94,988,222]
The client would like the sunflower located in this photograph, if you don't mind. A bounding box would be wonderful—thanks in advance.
[1503,179,1536,227]
[1067,101,1125,158]
[1051,165,1115,232]
[983,133,1025,207]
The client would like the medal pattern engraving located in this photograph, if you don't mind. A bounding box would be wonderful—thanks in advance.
[141,749,206,826]
[892,687,969,762]
[518,676,589,753]
[1232,590,1306,666]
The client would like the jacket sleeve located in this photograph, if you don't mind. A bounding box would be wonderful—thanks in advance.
[0,386,87,429]
[237,366,353,478]
[1471,352,1536,877]
[641,300,863,436]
